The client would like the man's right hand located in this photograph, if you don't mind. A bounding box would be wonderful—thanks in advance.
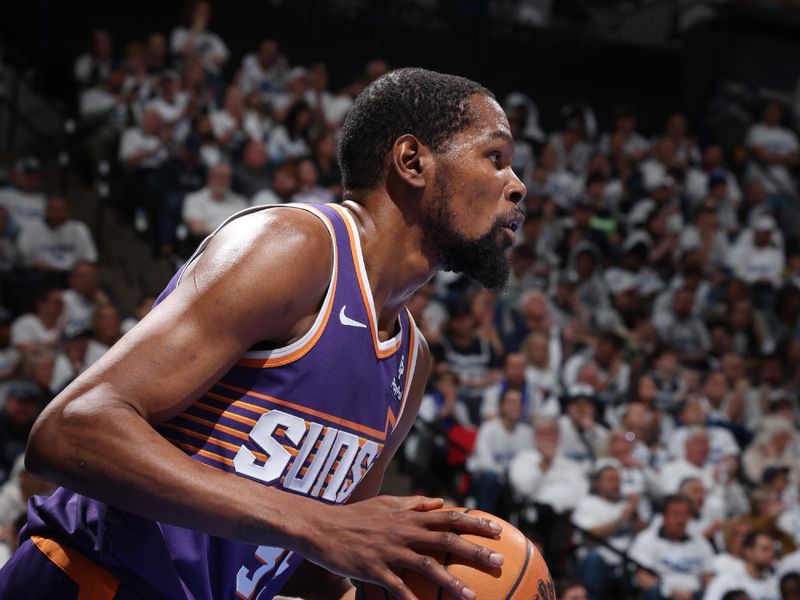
[304,496,504,600]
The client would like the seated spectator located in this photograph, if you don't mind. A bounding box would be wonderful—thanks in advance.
[654,286,711,367]
[252,164,298,206]
[562,330,630,408]
[181,163,248,244]
[510,416,588,514]
[679,198,730,273]
[170,0,229,76]
[144,33,167,75]
[269,67,310,122]
[0,157,46,229]
[16,196,98,274]
[640,137,682,195]
[291,159,335,204]
[712,517,754,576]
[21,348,56,402]
[745,101,799,203]
[237,38,288,98]
[0,309,20,392]
[311,133,342,200]
[728,215,786,303]
[608,429,659,519]
[660,427,724,494]
[661,112,699,167]
[572,461,645,600]
[742,416,800,487]
[267,100,314,163]
[10,288,65,353]
[520,334,561,418]
[558,384,609,469]
[210,85,263,154]
[599,104,650,163]
[667,397,740,465]
[91,304,123,352]
[148,71,193,144]
[483,352,533,422]
[80,65,135,166]
[704,532,780,600]
[629,494,715,600]
[73,28,114,90]
[557,580,589,600]
[431,299,502,426]
[51,322,106,394]
[233,140,272,199]
[0,380,42,483]
[466,388,533,515]
[502,290,563,366]
[61,262,110,330]
[119,107,169,172]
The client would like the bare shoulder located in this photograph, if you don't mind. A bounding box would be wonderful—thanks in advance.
[174,206,334,345]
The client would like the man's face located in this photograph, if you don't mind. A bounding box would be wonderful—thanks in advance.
[663,501,691,539]
[746,535,775,570]
[594,468,621,502]
[685,434,709,467]
[499,390,523,422]
[561,586,588,600]
[70,264,97,296]
[422,95,526,290]
[504,353,526,386]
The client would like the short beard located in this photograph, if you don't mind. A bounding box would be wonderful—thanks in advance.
[423,171,512,290]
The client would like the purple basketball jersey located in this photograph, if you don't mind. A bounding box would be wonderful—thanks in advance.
[24,203,422,599]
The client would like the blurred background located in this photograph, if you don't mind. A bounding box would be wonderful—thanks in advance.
[0,1,799,599]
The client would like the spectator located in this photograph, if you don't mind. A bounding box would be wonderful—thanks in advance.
[704,532,780,600]
[557,580,589,600]
[745,101,799,202]
[267,100,314,163]
[252,164,298,206]
[148,71,192,144]
[654,286,711,367]
[599,104,650,163]
[311,133,342,200]
[660,427,719,493]
[210,85,263,154]
[16,196,98,273]
[121,294,157,335]
[562,330,630,408]
[237,38,288,98]
[510,416,588,514]
[73,28,114,90]
[91,304,123,351]
[781,572,800,600]
[572,461,645,600]
[667,397,740,465]
[144,33,168,75]
[9,288,64,353]
[233,140,272,200]
[61,262,110,330]
[170,0,229,76]
[0,380,41,484]
[181,163,248,243]
[481,352,537,422]
[0,157,46,229]
[742,416,800,486]
[629,494,715,600]
[270,67,310,122]
[728,215,786,295]
[291,159,335,204]
[558,384,610,468]
[50,322,106,394]
[466,388,533,515]
[520,333,561,418]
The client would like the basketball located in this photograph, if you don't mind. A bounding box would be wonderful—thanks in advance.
[357,507,554,600]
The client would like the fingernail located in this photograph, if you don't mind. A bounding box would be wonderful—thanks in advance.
[489,552,504,567]
[462,588,477,600]
[489,521,502,533]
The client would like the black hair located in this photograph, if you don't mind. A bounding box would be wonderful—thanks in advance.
[720,591,750,600]
[663,494,693,514]
[337,68,492,194]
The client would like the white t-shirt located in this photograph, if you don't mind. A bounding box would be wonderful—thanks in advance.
[182,188,248,235]
[119,127,168,169]
[667,426,740,465]
[658,458,716,495]
[558,415,609,469]
[728,230,786,288]
[238,53,287,96]
[0,188,46,229]
[466,420,533,475]
[209,110,263,144]
[10,314,62,348]
[17,220,98,271]
[170,28,229,73]
[703,560,779,600]
[572,494,634,566]
[509,451,588,513]
[629,527,714,595]
[746,123,799,194]
[62,289,97,330]
[778,549,800,578]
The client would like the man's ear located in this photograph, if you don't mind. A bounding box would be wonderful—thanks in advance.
[390,134,432,189]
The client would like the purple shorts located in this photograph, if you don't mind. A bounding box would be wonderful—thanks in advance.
[0,536,143,599]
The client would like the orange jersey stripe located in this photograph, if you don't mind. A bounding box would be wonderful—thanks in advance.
[328,204,402,359]
[31,535,120,600]
[216,382,388,441]
[236,209,338,369]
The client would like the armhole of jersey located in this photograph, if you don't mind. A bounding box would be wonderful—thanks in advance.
[236,204,338,368]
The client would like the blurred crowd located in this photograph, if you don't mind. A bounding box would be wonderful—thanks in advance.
[0,1,799,599]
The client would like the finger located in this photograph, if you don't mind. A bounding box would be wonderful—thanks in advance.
[375,567,421,600]
[403,495,445,512]
[415,530,504,570]
[400,552,477,600]
[425,509,503,538]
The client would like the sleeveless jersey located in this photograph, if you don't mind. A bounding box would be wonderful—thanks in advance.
[24,203,422,599]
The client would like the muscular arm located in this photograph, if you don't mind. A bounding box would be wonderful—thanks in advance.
[26,208,500,600]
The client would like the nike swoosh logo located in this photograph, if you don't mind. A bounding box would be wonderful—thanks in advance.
[339,305,367,329]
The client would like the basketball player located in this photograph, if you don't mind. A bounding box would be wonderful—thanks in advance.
[0,68,526,599]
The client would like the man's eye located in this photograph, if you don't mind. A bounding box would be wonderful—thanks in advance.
[489,152,502,165]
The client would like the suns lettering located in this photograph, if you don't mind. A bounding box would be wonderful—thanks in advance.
[234,409,381,501]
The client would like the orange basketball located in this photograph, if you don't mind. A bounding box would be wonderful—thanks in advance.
[357,507,554,600]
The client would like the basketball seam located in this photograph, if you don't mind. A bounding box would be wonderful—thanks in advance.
[503,538,531,600]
